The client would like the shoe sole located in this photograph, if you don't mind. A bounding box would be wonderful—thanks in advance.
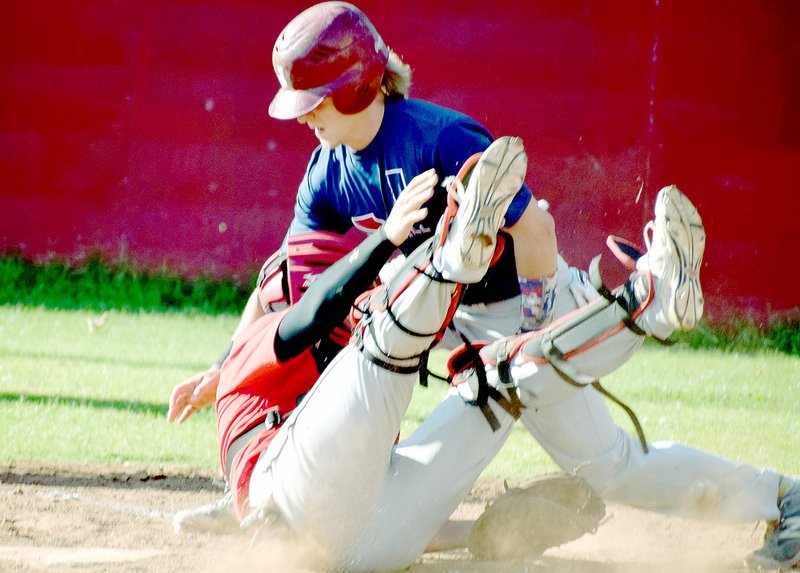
[745,552,800,571]
[457,136,527,270]
[658,185,705,330]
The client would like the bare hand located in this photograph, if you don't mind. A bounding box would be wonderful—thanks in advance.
[166,367,220,424]
[383,169,438,246]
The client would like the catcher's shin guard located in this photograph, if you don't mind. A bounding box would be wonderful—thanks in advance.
[354,237,463,374]
[451,259,653,449]
[515,275,651,451]
[353,137,524,374]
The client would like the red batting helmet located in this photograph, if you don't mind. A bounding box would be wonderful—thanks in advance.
[269,2,389,120]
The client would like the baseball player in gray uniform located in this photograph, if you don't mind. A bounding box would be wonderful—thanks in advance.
[170,3,800,568]
[233,140,799,571]
[258,4,798,570]
[236,136,527,570]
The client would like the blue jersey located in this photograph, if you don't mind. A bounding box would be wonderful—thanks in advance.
[288,98,530,304]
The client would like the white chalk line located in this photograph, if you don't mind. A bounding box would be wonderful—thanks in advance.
[36,488,174,521]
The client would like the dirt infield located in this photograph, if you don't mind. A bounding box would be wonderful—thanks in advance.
[1,462,765,572]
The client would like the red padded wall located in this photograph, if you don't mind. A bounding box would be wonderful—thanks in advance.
[1,1,798,323]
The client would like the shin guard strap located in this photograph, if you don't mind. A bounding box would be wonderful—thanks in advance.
[539,336,648,454]
[589,255,647,337]
[354,324,423,374]
[590,381,649,454]
[590,255,675,345]
[458,335,524,431]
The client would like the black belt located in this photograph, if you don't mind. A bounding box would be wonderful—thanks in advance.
[225,409,282,483]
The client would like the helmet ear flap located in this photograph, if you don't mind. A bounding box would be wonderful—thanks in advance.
[330,71,383,114]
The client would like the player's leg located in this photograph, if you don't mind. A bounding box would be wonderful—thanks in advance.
[518,381,780,521]
[245,245,462,567]
[348,388,515,568]
[483,186,781,522]
[247,137,526,570]
[341,140,535,570]
[437,252,584,349]
[345,265,601,567]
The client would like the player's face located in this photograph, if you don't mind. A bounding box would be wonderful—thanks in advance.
[296,98,354,149]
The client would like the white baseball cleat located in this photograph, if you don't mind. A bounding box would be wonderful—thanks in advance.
[638,185,705,331]
[172,491,239,535]
[436,136,527,283]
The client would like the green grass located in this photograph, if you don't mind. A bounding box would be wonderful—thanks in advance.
[0,307,233,467]
[670,319,800,356]
[591,346,799,472]
[2,305,798,480]
[3,253,797,355]
[1,255,798,479]
[0,254,252,314]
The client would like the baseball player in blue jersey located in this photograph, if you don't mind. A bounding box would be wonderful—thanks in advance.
[169,3,799,569]
[265,3,799,568]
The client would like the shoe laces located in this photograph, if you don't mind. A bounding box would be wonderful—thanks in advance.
[443,175,467,204]
[213,490,234,510]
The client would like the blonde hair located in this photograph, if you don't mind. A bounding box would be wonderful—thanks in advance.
[381,49,412,99]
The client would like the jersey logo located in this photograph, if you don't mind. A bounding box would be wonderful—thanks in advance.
[302,272,319,290]
[352,213,384,233]
[409,224,431,237]
[385,168,407,198]
[351,167,422,236]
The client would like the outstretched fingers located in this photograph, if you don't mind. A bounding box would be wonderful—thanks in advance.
[166,367,220,424]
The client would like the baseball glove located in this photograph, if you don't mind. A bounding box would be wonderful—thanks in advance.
[468,473,606,561]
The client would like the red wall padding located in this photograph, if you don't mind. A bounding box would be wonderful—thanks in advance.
[2,1,798,323]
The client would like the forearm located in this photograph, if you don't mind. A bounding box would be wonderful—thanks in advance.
[275,228,397,361]
[231,289,266,341]
[212,289,265,369]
